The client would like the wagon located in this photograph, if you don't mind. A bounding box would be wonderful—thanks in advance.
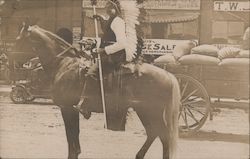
[154,50,249,132]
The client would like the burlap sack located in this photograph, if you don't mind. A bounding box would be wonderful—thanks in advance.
[219,58,249,68]
[154,53,178,65]
[218,47,241,60]
[178,54,220,65]
[191,45,219,57]
[172,41,196,60]
[236,50,249,58]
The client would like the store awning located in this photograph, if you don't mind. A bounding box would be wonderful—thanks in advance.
[143,12,200,23]
[84,9,200,24]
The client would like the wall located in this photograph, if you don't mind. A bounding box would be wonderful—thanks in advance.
[0,0,82,41]
[200,0,249,44]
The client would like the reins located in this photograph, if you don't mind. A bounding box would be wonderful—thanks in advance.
[56,46,75,58]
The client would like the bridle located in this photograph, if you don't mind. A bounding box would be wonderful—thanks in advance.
[21,26,78,59]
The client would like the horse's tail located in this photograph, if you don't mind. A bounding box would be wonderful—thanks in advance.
[163,73,180,159]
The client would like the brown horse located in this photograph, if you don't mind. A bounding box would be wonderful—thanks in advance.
[16,24,180,159]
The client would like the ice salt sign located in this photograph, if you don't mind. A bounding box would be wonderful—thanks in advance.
[214,1,250,12]
[142,39,191,55]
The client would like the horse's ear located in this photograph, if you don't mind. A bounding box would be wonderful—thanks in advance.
[21,21,29,31]
[23,17,32,27]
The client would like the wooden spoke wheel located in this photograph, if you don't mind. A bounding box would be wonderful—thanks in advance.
[176,74,210,132]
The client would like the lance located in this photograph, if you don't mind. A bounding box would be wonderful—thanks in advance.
[91,0,108,129]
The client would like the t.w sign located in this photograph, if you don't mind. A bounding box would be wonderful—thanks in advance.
[214,1,250,12]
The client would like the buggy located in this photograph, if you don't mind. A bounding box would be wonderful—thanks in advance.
[8,51,51,103]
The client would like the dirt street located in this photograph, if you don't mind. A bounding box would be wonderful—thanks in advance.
[0,85,249,159]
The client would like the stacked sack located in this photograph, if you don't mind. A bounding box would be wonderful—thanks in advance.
[218,47,249,68]
[178,44,220,65]
[154,42,249,69]
[154,40,196,66]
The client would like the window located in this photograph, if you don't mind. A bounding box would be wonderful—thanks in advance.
[212,21,244,44]
[151,23,166,39]
[167,21,199,40]
[149,21,199,39]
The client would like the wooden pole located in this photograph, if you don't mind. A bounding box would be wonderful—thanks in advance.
[92,3,108,129]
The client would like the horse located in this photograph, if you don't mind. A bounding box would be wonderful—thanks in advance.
[16,24,181,159]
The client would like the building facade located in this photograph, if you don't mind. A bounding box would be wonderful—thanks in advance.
[200,0,249,46]
[0,0,82,51]
[0,0,249,52]
[83,0,249,47]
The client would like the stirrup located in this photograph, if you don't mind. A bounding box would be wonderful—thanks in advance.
[73,99,91,119]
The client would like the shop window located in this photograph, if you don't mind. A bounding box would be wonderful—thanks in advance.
[141,23,152,38]
[212,21,244,44]
[167,21,198,40]
[151,23,165,39]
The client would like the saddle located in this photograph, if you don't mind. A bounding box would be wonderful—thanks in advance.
[74,63,137,119]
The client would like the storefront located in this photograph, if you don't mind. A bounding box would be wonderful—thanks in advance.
[82,0,201,54]
[200,0,249,46]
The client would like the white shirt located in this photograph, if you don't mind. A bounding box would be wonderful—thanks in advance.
[104,17,126,55]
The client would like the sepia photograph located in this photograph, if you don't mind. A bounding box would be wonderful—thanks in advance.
[0,0,249,159]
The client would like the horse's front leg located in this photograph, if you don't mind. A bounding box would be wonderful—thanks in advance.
[61,107,81,159]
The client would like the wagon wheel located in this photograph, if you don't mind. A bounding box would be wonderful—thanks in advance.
[175,74,210,132]
[10,86,27,104]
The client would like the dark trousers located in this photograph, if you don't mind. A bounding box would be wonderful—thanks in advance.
[87,50,126,76]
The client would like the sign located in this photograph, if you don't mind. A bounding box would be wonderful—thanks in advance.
[214,1,250,12]
[143,0,200,10]
[0,40,15,52]
[142,39,192,55]
[82,0,200,10]
[72,27,81,49]
[73,27,81,41]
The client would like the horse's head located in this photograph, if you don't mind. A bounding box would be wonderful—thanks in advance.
[17,23,57,49]
[16,23,82,72]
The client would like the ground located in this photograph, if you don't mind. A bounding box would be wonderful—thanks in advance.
[0,84,249,159]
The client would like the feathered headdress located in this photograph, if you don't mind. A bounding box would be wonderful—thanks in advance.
[116,0,144,62]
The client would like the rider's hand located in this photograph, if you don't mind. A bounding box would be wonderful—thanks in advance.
[91,48,106,58]
[93,15,104,21]
[96,48,106,54]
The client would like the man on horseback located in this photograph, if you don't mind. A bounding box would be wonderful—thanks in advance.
[78,0,144,121]
[87,0,127,76]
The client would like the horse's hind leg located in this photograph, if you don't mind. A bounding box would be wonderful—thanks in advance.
[61,107,81,159]
[135,134,157,159]
[135,109,157,159]
[159,133,170,159]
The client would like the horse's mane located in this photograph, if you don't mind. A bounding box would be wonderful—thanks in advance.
[30,25,76,56]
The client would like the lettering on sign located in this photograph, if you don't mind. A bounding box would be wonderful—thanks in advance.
[73,27,81,41]
[214,1,250,12]
[142,39,193,55]
[82,0,200,10]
